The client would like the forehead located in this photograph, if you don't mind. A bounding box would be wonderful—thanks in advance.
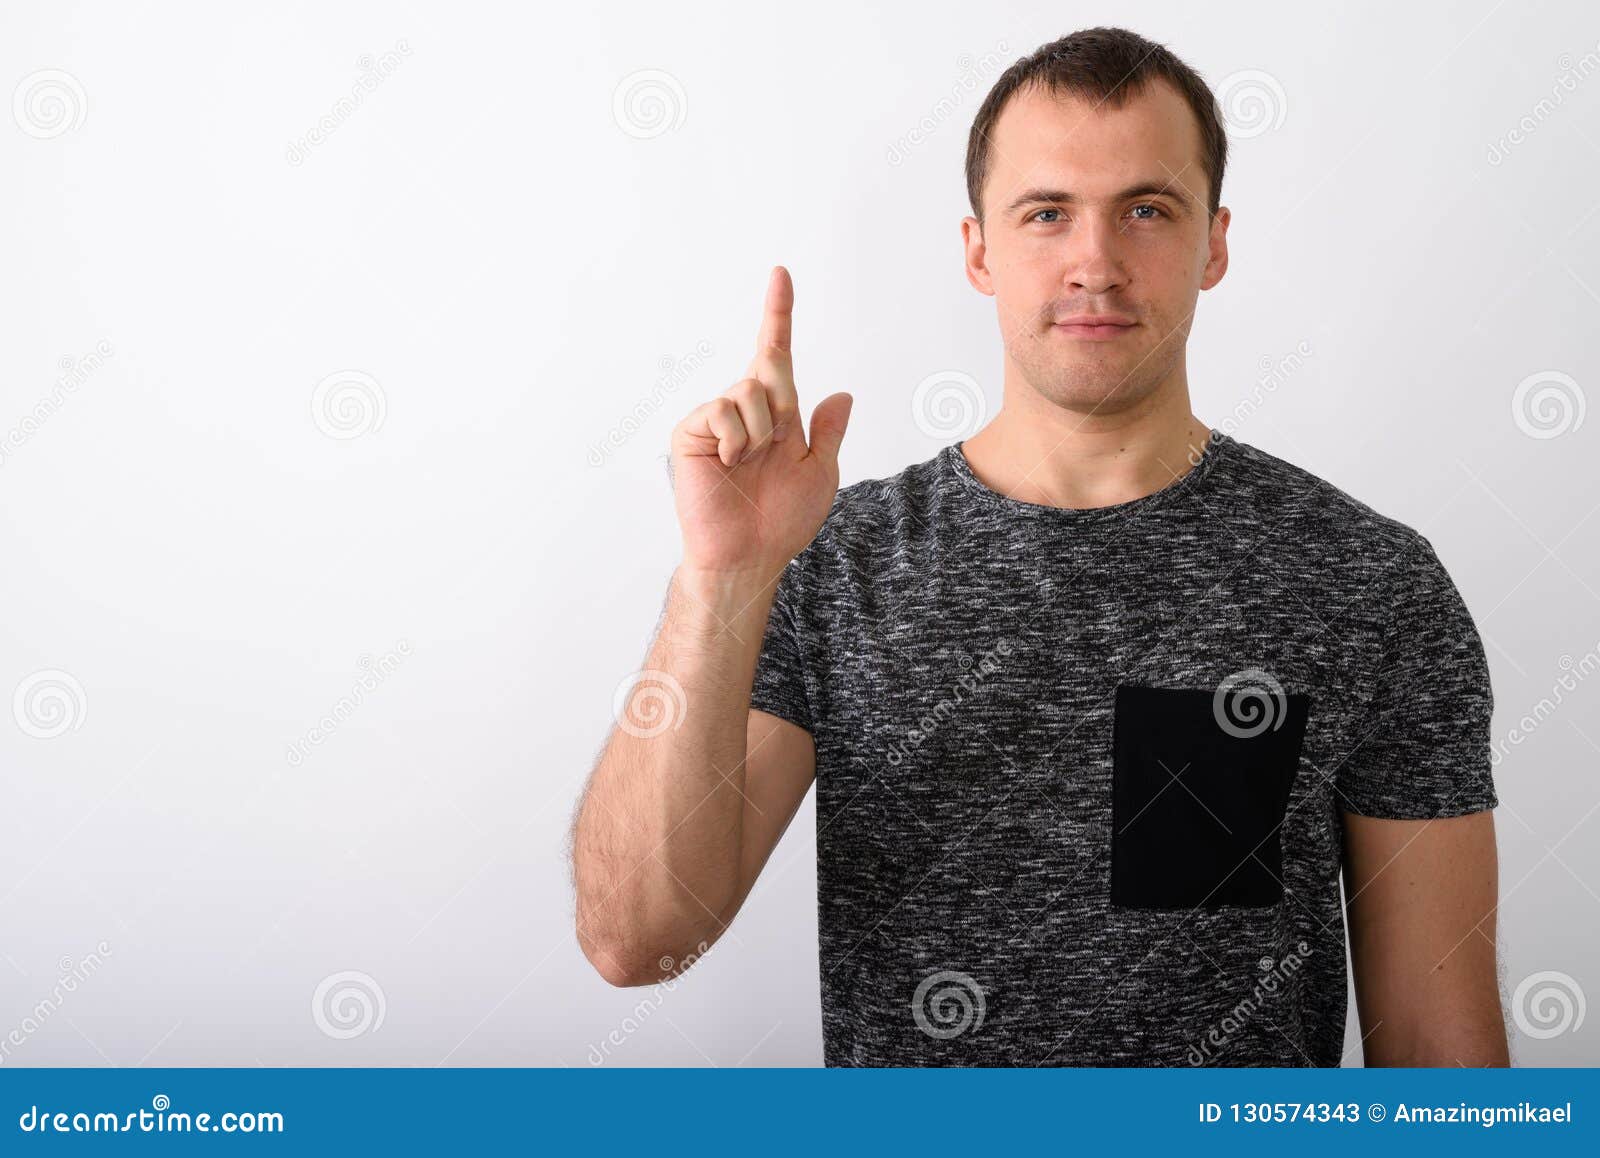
[983,79,1207,210]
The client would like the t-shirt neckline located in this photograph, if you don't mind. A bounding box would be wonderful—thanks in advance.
[943,428,1233,523]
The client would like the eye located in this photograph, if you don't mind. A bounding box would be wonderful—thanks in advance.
[1129,203,1166,220]
[1028,207,1064,224]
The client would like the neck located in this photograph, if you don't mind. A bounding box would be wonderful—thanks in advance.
[960,366,1211,511]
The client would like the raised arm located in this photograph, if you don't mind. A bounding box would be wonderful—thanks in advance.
[570,267,852,987]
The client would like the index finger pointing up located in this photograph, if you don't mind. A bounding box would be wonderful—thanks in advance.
[757,265,793,357]
[748,267,798,419]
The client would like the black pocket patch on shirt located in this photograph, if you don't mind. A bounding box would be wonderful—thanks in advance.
[1110,682,1310,910]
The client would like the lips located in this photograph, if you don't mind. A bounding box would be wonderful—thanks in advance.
[1055,314,1136,327]
[1053,316,1137,340]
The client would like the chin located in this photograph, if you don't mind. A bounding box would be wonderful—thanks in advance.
[1022,367,1146,412]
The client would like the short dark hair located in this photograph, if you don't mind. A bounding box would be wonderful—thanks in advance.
[965,27,1227,225]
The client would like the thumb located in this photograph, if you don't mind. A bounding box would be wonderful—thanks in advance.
[807,392,852,463]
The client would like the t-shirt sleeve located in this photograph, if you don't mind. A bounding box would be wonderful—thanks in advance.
[747,557,815,735]
[1335,532,1498,819]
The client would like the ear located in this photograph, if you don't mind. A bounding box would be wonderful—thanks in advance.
[961,216,995,297]
[1200,205,1230,291]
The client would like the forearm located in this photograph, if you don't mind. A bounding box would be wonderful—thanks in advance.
[572,565,776,985]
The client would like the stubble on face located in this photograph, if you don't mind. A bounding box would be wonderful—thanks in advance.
[977,80,1217,421]
[1002,290,1192,418]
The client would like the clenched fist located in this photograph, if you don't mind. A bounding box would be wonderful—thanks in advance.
[670,266,853,579]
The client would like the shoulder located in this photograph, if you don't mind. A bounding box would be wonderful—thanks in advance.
[836,450,947,518]
[801,448,949,558]
[1219,435,1439,570]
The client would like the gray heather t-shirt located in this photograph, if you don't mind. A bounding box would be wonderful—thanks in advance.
[748,429,1497,1067]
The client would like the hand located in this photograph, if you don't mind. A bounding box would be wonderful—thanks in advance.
[670,266,853,580]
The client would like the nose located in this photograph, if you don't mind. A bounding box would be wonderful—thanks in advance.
[1064,213,1129,296]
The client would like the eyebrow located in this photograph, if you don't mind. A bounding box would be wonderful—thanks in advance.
[1004,181,1197,219]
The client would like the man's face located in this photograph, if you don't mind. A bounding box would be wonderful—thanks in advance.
[962,79,1229,417]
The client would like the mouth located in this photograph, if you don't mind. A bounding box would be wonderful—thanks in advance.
[1053,314,1138,341]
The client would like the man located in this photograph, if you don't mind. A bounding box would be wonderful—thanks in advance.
[570,26,1509,1067]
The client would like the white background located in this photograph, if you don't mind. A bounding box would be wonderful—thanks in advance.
[1,0,1596,1067]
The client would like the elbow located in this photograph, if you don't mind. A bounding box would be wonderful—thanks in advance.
[594,960,648,989]
[582,940,660,989]
[570,849,732,988]
[576,922,718,989]
[574,912,646,987]
[574,913,670,988]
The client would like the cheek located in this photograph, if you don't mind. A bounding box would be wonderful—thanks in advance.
[997,244,1066,301]
[1126,234,1201,297]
